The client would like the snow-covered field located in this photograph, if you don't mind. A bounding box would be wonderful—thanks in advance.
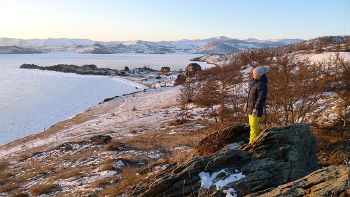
[0,53,213,146]
[297,52,350,62]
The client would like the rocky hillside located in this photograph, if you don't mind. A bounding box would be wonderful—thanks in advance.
[0,36,303,54]
[0,88,349,196]
[0,45,43,54]
[129,124,350,197]
[193,36,350,66]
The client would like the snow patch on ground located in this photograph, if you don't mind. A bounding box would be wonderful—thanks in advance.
[199,169,245,197]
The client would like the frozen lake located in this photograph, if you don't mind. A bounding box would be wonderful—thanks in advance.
[0,53,212,146]
[0,52,212,70]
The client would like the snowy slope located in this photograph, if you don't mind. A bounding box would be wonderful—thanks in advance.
[244,38,303,46]
[0,37,98,47]
[0,37,304,54]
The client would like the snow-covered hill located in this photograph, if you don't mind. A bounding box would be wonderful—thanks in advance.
[0,37,98,47]
[0,37,304,55]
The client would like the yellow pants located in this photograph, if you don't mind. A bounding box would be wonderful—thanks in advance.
[248,115,260,144]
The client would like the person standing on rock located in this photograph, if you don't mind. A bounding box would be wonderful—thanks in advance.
[244,66,269,144]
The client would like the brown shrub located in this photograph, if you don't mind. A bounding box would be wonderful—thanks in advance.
[103,140,126,151]
[98,166,145,196]
[13,193,30,197]
[92,177,110,189]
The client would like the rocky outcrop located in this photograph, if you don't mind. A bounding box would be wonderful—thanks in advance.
[20,63,119,76]
[129,124,319,197]
[193,124,249,156]
[249,165,350,197]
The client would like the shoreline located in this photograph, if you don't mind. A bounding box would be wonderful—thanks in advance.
[0,71,181,160]
[0,72,149,147]
[0,60,179,146]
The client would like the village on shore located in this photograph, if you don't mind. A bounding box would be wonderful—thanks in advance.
[19,62,203,86]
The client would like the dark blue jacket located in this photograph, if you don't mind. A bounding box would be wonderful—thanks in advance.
[246,74,268,117]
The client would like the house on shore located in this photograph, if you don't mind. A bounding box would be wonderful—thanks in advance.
[82,64,97,70]
[186,63,202,77]
[161,67,171,72]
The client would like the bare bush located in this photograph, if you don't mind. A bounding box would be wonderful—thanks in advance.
[267,55,329,125]
[172,105,191,125]
[179,78,199,103]
[328,53,350,136]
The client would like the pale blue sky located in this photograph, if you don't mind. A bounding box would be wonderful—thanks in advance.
[0,0,349,41]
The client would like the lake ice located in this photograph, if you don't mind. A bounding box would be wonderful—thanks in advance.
[0,53,211,146]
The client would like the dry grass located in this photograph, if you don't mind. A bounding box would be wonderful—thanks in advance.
[0,161,11,186]
[0,161,9,169]
[0,171,9,186]
[30,183,61,196]
[0,143,100,195]
[98,166,146,196]
[0,182,19,193]
[103,140,126,151]
[101,158,115,171]
[0,106,212,196]
[312,125,350,166]
[53,168,83,180]
[94,120,211,196]
[11,192,30,197]
[91,177,110,189]
[168,149,193,163]
[313,128,350,146]
[123,126,207,152]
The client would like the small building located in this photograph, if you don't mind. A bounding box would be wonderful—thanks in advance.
[124,66,130,71]
[118,71,126,76]
[81,64,97,70]
[186,63,202,77]
[161,67,171,72]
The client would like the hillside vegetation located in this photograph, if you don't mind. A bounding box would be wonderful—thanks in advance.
[0,36,349,196]
[185,36,350,133]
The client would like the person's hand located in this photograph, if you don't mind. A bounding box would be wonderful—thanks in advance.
[252,109,258,117]
[243,103,247,112]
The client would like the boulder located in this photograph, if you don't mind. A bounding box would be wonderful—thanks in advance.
[193,124,249,156]
[129,124,319,197]
[248,165,350,197]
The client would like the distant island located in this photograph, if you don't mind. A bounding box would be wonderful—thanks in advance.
[19,63,157,76]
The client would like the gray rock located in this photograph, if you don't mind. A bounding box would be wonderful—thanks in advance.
[129,123,319,197]
[248,165,350,197]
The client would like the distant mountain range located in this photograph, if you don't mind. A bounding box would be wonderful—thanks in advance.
[0,36,304,55]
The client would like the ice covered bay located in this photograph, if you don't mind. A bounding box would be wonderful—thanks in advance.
[0,53,210,146]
